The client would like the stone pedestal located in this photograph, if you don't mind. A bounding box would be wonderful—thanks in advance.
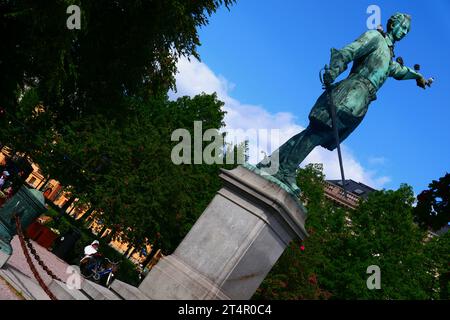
[139,166,308,300]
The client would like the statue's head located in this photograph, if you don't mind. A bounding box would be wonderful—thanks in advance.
[387,13,411,41]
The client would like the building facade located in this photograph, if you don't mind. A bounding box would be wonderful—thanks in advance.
[323,179,377,210]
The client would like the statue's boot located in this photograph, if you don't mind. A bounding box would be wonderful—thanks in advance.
[273,168,301,196]
[255,161,301,196]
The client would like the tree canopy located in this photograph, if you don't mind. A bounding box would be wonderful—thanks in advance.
[0,0,235,147]
[46,93,232,252]
[414,173,450,232]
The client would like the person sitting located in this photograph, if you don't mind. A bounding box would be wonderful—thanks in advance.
[80,240,102,273]
[83,240,99,257]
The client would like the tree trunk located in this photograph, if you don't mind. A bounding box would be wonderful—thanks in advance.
[84,217,94,228]
[141,247,157,267]
[38,176,51,191]
[68,202,77,216]
[104,228,116,243]
[124,246,134,257]
[98,225,109,238]
[86,220,95,230]
[59,195,76,215]
[81,207,95,222]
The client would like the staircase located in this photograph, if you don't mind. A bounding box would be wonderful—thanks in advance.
[0,263,150,300]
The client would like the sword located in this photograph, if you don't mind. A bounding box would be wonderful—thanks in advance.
[320,65,348,198]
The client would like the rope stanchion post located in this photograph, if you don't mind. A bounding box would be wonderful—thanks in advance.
[14,214,58,300]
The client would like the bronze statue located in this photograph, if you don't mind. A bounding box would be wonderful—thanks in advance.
[254,13,433,196]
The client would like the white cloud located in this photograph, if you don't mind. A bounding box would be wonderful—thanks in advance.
[368,156,387,166]
[170,56,390,189]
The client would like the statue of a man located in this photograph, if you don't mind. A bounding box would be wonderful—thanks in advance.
[257,13,431,195]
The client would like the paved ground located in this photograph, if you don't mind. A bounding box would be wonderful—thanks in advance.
[0,275,21,300]
[0,236,73,299]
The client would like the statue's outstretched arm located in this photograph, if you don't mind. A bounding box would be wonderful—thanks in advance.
[389,60,423,80]
[389,60,430,89]
[327,30,380,82]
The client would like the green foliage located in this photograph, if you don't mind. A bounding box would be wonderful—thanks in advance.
[413,173,450,231]
[39,94,232,253]
[423,232,450,299]
[0,0,236,205]
[0,0,235,120]
[342,185,430,299]
[255,164,449,300]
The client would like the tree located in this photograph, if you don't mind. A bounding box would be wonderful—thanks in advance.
[347,184,431,299]
[423,232,450,299]
[0,1,238,252]
[41,93,235,252]
[0,0,236,177]
[255,164,446,300]
[413,173,450,231]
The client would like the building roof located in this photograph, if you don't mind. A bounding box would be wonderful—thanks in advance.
[326,179,377,200]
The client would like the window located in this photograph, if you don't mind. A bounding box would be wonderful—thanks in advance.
[354,188,364,195]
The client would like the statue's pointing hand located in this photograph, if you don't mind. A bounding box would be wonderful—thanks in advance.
[414,64,434,89]
[416,76,435,89]
[416,77,428,89]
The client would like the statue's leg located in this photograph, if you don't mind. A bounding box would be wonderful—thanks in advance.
[276,126,322,174]
[257,124,331,193]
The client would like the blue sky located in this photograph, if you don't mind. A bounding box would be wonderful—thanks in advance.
[175,0,450,194]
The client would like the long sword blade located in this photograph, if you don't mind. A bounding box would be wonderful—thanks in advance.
[321,66,347,199]
[326,86,347,198]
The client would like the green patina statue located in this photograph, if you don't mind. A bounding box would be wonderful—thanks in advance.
[253,13,432,196]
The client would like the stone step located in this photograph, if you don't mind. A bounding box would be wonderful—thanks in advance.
[109,279,150,300]
[47,279,89,300]
[80,278,122,300]
[0,265,50,300]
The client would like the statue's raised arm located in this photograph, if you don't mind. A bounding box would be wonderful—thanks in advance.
[324,30,381,86]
